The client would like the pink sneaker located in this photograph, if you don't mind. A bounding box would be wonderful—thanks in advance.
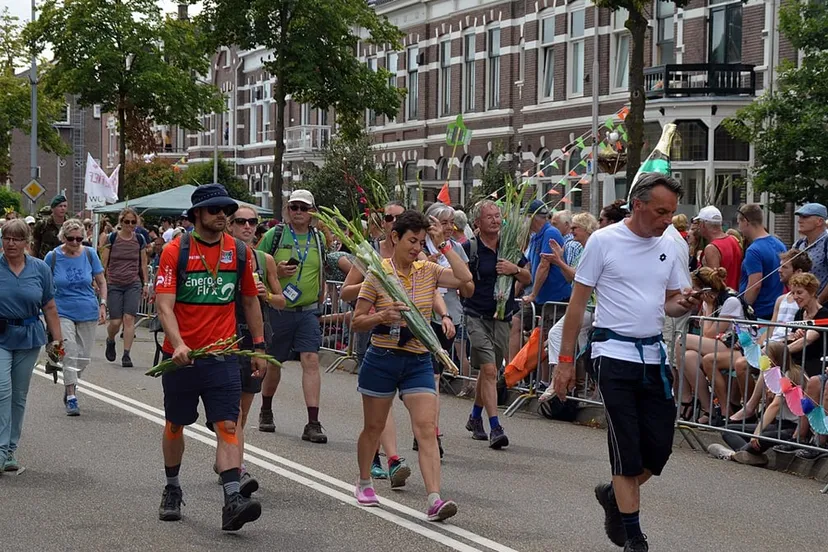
[426,499,457,521]
[354,484,380,507]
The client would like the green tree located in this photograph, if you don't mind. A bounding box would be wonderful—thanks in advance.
[201,0,406,215]
[596,1,687,178]
[27,0,225,189]
[0,8,69,183]
[180,159,254,204]
[471,143,512,207]
[121,158,182,200]
[303,135,392,219]
[724,3,828,208]
[0,187,23,213]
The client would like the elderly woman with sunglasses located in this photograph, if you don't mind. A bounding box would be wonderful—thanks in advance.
[101,207,149,368]
[1,219,63,473]
[44,219,108,416]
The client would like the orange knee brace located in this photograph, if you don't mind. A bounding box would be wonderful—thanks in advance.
[215,420,239,446]
[164,421,183,441]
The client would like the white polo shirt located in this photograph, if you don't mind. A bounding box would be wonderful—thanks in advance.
[575,220,685,364]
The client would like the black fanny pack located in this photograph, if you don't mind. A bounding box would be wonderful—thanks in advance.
[372,324,416,348]
[0,316,40,335]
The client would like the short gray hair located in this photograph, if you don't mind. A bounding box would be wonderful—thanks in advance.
[454,210,469,230]
[425,203,455,221]
[629,173,684,204]
[552,210,573,225]
[472,199,500,222]
[59,218,85,242]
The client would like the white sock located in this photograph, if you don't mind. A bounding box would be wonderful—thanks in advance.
[67,395,77,401]
[427,492,441,508]
[359,478,373,491]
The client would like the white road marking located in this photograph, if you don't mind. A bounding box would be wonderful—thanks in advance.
[33,369,520,552]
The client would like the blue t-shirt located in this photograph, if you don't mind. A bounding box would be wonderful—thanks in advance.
[44,246,104,322]
[528,222,571,304]
[739,235,787,319]
[0,254,53,350]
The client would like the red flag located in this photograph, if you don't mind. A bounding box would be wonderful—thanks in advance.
[618,107,630,121]
[437,182,451,204]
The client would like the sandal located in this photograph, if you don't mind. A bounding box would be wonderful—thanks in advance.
[679,401,697,422]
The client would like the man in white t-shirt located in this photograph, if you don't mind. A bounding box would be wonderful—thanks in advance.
[553,173,697,552]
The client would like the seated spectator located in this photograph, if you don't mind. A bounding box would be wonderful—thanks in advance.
[674,266,745,423]
[730,249,812,422]
[765,272,828,380]
[539,212,599,400]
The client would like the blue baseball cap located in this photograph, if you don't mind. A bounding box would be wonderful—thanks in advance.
[795,203,827,219]
[524,199,549,217]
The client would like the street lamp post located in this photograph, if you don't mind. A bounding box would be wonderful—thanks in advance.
[589,4,600,217]
[29,0,38,214]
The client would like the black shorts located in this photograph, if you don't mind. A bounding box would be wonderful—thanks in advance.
[430,321,457,375]
[239,356,262,394]
[594,356,676,477]
[161,354,241,426]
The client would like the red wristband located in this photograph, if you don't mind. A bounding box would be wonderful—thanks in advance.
[558,355,575,363]
[440,243,452,255]
[253,336,265,345]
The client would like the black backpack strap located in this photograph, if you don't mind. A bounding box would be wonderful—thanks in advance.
[468,236,479,280]
[176,233,190,296]
[234,238,247,302]
[268,224,285,256]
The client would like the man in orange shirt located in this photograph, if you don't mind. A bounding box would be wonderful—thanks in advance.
[154,184,267,531]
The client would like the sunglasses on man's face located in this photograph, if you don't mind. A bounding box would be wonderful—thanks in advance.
[122,219,137,225]
[65,236,84,243]
[206,205,236,216]
[233,217,258,226]
[289,204,310,212]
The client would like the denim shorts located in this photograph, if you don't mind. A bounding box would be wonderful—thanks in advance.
[357,345,436,399]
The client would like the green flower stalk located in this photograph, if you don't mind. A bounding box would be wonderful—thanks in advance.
[314,206,460,376]
[145,335,282,377]
[494,177,533,320]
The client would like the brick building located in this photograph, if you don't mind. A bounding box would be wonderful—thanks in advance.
[9,95,104,216]
[179,0,795,242]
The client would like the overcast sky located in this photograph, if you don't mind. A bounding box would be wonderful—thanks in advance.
[1,1,200,25]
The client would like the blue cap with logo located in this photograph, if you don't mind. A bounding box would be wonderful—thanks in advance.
[795,203,827,219]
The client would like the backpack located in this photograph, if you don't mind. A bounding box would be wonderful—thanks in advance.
[467,236,480,280]
[176,233,247,307]
[266,223,326,301]
[107,231,148,283]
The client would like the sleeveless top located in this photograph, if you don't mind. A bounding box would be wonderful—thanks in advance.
[706,235,743,291]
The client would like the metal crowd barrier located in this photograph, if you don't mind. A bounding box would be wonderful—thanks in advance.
[504,301,569,417]
[321,280,357,373]
[675,315,828,464]
[135,265,157,328]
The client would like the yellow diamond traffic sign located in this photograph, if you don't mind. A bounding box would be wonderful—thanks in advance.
[23,179,46,202]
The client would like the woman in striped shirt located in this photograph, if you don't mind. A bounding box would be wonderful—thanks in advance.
[351,210,473,521]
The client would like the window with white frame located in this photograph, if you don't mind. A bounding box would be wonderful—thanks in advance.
[367,57,378,126]
[612,9,630,91]
[657,2,676,65]
[386,51,398,122]
[440,40,451,116]
[709,0,742,64]
[262,102,270,140]
[407,46,419,120]
[539,15,555,100]
[463,33,476,112]
[249,106,257,144]
[487,27,501,109]
[568,9,585,96]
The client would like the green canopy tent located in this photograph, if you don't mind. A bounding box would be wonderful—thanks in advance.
[92,185,272,218]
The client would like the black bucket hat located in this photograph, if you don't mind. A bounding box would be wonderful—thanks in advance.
[187,184,238,222]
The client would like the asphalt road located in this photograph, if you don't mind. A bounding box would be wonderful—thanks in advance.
[2,327,824,551]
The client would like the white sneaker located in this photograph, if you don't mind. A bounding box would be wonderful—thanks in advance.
[707,443,734,460]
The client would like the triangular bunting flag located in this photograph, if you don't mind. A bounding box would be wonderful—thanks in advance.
[605,119,615,130]
[547,189,560,195]
[618,107,630,121]
[578,177,590,185]
[568,170,577,177]
[538,170,545,177]
[550,160,559,169]
[437,182,451,204]
[578,159,588,167]
[576,137,586,149]
[522,170,530,177]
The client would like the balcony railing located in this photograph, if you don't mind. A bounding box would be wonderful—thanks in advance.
[285,125,331,154]
[643,64,756,99]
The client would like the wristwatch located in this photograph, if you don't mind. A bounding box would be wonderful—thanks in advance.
[100,299,108,307]
[253,342,267,350]
[440,313,451,320]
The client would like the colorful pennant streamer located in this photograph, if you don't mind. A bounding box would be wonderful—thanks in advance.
[760,359,828,435]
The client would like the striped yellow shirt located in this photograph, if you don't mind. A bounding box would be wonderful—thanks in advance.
[359,259,446,354]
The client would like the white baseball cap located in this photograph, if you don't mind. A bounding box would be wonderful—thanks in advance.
[288,189,315,206]
[693,206,722,224]
[25,216,36,224]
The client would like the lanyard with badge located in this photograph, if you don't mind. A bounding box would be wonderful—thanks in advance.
[192,232,224,294]
[282,225,313,303]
